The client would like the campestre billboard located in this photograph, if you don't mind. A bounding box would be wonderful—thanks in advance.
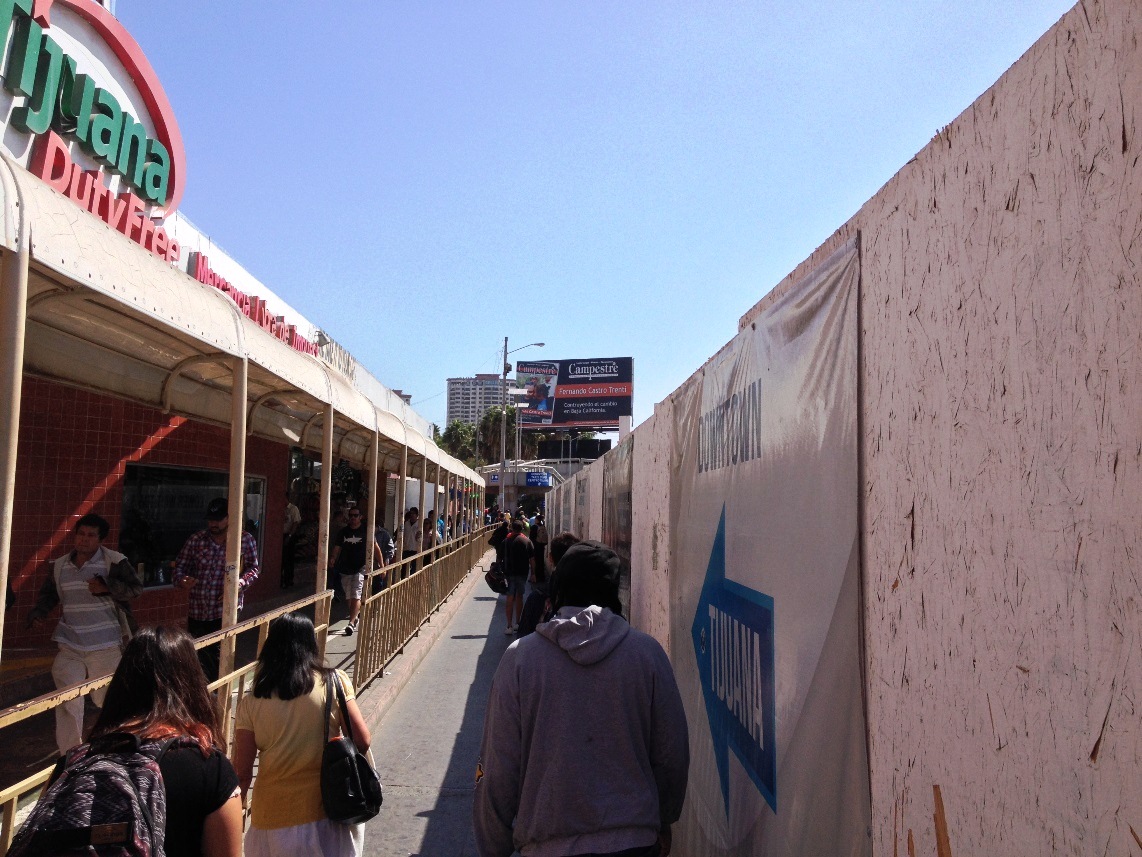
[516,357,633,430]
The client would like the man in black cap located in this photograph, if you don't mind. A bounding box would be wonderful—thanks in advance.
[173,497,260,681]
[474,541,690,857]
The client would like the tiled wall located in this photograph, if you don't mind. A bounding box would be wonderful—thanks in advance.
[6,377,287,650]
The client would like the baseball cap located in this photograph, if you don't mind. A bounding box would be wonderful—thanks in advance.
[205,497,229,520]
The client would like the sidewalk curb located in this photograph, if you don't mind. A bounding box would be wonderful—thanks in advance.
[355,549,495,728]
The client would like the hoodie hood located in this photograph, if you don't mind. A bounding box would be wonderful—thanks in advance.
[537,605,630,665]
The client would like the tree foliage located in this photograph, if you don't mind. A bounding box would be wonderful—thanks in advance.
[438,412,588,467]
[439,419,477,465]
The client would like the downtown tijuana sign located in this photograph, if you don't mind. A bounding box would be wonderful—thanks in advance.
[0,0,319,356]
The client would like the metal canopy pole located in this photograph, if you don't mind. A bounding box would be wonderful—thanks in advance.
[418,457,428,543]
[0,240,30,664]
[316,404,334,597]
[499,336,507,514]
[448,472,456,537]
[219,356,248,681]
[395,445,408,556]
[366,431,378,577]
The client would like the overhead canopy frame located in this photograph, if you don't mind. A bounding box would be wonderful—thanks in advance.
[0,156,481,486]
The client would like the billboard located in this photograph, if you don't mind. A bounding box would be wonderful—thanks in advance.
[515,357,633,430]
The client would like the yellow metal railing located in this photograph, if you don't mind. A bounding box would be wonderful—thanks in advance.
[0,589,333,850]
[353,527,491,689]
[0,526,492,848]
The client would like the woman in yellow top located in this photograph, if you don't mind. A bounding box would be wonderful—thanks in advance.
[233,613,373,856]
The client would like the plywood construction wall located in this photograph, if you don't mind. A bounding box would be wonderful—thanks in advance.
[548,1,1141,853]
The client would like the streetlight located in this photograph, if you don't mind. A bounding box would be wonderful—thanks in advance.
[500,337,544,512]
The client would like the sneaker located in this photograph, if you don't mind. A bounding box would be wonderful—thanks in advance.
[344,622,355,637]
[504,625,515,636]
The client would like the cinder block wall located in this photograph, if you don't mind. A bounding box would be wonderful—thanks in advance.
[550,1,1141,852]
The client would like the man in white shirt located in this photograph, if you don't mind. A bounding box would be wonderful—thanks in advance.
[28,513,143,754]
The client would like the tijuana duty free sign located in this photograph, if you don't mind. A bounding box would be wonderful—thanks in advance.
[0,0,322,359]
[0,0,181,261]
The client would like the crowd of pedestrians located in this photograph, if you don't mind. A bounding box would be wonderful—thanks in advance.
[12,500,688,857]
[474,528,690,857]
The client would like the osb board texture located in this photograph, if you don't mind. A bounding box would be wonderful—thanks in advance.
[586,460,605,542]
[630,406,673,651]
[737,1,1141,854]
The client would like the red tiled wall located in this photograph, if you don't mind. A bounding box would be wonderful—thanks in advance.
[5,377,288,649]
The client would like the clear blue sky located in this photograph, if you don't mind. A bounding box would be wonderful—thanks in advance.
[120,1,1074,431]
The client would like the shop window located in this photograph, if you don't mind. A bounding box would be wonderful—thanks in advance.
[119,464,266,587]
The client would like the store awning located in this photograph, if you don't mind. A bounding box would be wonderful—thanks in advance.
[1,156,481,487]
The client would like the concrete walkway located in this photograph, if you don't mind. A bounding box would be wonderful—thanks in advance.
[361,556,513,857]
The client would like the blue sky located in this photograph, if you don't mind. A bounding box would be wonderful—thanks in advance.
[120,1,1075,431]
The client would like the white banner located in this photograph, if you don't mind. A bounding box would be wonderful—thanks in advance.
[671,239,870,855]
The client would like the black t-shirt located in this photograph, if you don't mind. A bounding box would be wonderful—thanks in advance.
[48,741,238,857]
[333,524,368,573]
[505,533,534,578]
[161,746,239,857]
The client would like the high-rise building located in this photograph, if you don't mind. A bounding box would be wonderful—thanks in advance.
[447,374,508,425]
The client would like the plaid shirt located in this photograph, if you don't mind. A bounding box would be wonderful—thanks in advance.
[173,530,259,621]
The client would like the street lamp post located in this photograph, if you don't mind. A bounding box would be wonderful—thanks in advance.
[499,337,544,512]
[499,337,507,512]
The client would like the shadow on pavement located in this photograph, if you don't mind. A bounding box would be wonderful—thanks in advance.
[396,590,514,857]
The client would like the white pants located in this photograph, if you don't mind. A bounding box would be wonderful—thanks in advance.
[51,644,122,755]
[245,819,363,857]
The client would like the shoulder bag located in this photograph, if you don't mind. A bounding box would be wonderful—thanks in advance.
[321,671,383,824]
[484,560,508,594]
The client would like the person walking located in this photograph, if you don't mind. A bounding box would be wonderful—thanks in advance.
[173,498,260,682]
[488,513,510,567]
[232,613,372,857]
[59,627,242,857]
[372,508,395,593]
[400,507,420,576]
[474,541,690,857]
[501,520,533,635]
[421,517,441,566]
[516,530,579,640]
[529,512,549,582]
[281,492,301,589]
[28,512,143,754]
[330,507,379,636]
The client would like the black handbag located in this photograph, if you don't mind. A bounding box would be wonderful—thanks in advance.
[320,671,383,824]
[484,560,508,594]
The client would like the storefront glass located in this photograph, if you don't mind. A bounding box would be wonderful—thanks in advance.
[118,463,266,586]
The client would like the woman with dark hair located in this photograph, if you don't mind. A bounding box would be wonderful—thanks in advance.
[87,626,243,857]
[233,612,372,856]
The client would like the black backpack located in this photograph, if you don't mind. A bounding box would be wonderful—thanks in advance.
[8,733,182,857]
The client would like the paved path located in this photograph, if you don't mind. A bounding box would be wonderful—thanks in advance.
[362,566,513,857]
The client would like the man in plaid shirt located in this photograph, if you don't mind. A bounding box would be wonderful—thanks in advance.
[174,497,259,681]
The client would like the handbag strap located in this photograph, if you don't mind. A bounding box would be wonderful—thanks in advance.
[323,669,358,747]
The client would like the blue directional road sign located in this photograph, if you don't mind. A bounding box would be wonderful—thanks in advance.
[691,506,777,814]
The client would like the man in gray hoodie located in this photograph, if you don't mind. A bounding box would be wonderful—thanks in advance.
[474,541,689,857]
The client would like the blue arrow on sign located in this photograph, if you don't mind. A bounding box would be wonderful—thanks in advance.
[691,506,777,814]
